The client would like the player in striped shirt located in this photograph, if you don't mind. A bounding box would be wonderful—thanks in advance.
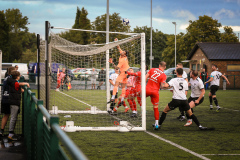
[145,61,167,130]
[159,68,208,130]
[204,64,230,111]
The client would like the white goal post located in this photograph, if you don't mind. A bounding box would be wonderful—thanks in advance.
[40,21,146,132]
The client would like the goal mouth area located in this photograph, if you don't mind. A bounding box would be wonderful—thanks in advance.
[40,23,146,132]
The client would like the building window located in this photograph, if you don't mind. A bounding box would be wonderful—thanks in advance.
[227,65,240,71]
[192,64,196,70]
[197,64,200,71]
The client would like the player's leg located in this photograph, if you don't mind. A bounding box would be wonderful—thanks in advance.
[209,87,213,109]
[212,86,220,111]
[185,101,207,130]
[136,85,142,108]
[158,105,171,128]
[131,97,137,117]
[150,91,160,129]
[110,81,120,101]
[56,79,61,91]
[185,104,195,126]
[109,91,116,110]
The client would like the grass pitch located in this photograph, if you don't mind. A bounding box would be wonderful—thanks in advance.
[54,89,240,160]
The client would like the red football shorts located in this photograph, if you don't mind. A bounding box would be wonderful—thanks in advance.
[146,88,159,105]
[125,88,136,98]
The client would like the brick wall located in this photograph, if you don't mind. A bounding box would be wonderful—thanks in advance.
[189,48,212,74]
[189,48,240,89]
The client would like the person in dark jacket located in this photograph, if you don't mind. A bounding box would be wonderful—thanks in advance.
[97,67,106,90]
[200,68,208,89]
[0,67,15,137]
[6,70,30,141]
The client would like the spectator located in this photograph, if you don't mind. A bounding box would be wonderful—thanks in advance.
[200,68,208,89]
[5,68,9,78]
[15,65,18,70]
[91,68,97,90]
[56,68,67,91]
[6,70,30,141]
[0,67,15,137]
[97,67,106,90]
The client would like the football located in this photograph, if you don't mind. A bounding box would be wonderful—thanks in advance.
[122,18,129,25]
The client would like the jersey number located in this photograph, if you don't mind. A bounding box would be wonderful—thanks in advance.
[179,82,183,90]
[151,71,161,80]
[216,74,220,79]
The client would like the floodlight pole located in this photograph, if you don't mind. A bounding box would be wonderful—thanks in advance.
[150,0,153,69]
[45,21,49,110]
[106,0,110,110]
[37,34,40,99]
[172,22,177,68]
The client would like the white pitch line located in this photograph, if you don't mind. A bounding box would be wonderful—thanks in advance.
[201,154,240,156]
[58,91,92,107]
[145,131,211,160]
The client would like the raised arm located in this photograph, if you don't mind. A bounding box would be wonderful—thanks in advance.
[109,58,119,70]
[222,75,230,85]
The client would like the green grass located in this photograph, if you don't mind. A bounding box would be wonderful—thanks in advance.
[48,89,240,160]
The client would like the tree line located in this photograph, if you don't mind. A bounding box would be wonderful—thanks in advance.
[0,7,239,67]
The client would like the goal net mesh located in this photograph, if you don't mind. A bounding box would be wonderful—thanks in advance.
[40,30,145,131]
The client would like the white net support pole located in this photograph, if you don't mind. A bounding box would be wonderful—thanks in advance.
[106,0,110,110]
[141,33,146,131]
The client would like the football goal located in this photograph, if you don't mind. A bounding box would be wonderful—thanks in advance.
[39,21,146,132]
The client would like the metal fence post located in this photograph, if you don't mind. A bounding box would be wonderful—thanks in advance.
[30,93,36,159]
[36,101,43,160]
[49,116,59,160]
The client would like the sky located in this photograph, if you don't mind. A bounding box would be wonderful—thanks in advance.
[1,0,240,40]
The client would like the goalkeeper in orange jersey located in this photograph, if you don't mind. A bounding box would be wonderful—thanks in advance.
[108,38,129,107]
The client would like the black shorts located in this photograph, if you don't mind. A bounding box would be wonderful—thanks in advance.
[168,99,190,111]
[1,103,10,114]
[210,85,219,95]
[188,96,204,107]
[110,90,118,99]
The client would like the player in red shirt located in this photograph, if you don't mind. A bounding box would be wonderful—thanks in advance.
[126,65,148,117]
[112,68,135,113]
[145,61,167,130]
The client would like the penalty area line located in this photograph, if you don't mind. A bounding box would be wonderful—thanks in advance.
[58,91,92,107]
[145,131,210,160]
[201,154,240,156]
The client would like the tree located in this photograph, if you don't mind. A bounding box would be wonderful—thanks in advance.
[162,15,238,67]
[162,33,185,68]
[0,10,10,62]
[60,7,91,44]
[133,26,167,68]
[220,26,238,42]
[90,12,130,44]
[3,8,30,62]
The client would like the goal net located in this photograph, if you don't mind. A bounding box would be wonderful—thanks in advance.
[40,26,146,132]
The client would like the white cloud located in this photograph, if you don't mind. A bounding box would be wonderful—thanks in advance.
[214,8,235,19]
[153,6,163,14]
[179,23,189,30]
[152,17,169,23]
[172,10,196,21]
[224,0,240,5]
[220,25,240,31]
